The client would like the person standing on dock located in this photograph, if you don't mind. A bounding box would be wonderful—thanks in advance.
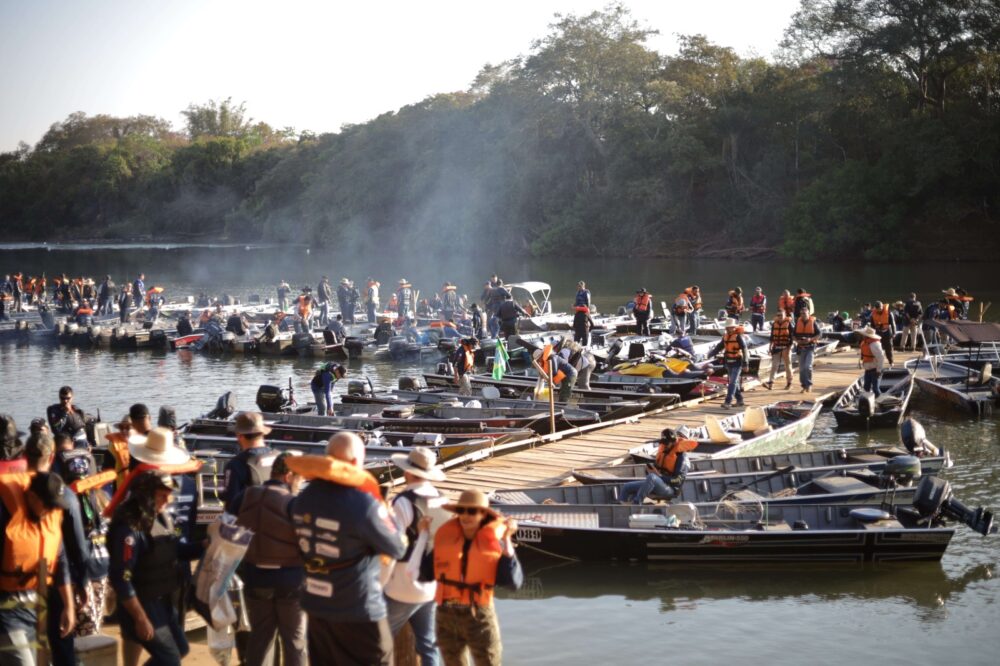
[289,432,406,665]
[710,319,750,408]
[672,289,693,335]
[385,448,449,666]
[749,287,767,332]
[316,276,333,327]
[793,308,821,393]
[633,288,653,335]
[418,488,522,666]
[234,452,308,666]
[765,309,793,390]
[901,293,923,351]
[366,278,381,323]
[793,288,814,319]
[97,275,114,316]
[118,283,131,324]
[858,326,886,397]
[573,303,596,347]
[131,273,145,309]
[452,338,479,396]
[870,300,896,368]
[277,279,291,312]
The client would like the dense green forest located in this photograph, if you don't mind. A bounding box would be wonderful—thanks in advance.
[1,1,998,259]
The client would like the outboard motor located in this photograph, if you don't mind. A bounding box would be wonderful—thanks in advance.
[913,476,995,536]
[628,342,646,359]
[900,418,940,457]
[39,305,54,329]
[346,379,371,397]
[373,323,393,346]
[399,376,424,391]
[255,385,288,413]
[207,391,237,419]
[605,339,624,363]
[344,336,365,357]
[437,360,454,376]
[856,392,876,419]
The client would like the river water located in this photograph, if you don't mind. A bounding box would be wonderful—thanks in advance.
[2,244,998,664]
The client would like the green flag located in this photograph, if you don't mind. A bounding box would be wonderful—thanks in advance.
[492,338,510,380]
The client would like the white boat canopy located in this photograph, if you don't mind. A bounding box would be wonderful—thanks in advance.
[505,282,552,315]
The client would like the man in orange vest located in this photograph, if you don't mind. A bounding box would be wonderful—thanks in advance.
[633,288,653,335]
[793,308,821,393]
[710,319,750,408]
[620,428,697,504]
[765,310,794,390]
[417,488,521,666]
[870,300,896,368]
[858,326,886,397]
[0,470,76,662]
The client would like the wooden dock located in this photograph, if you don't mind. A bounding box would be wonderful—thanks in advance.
[432,348,920,493]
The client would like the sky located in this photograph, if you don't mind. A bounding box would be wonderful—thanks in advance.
[0,0,802,152]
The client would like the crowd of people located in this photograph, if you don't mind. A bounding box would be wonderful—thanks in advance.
[0,385,523,665]
[0,272,164,327]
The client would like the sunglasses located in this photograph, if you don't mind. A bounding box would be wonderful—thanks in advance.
[453,507,484,516]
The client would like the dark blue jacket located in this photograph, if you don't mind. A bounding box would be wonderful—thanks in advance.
[223,447,272,514]
[290,480,405,622]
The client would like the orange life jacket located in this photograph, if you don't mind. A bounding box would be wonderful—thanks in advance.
[539,344,566,384]
[723,331,744,361]
[106,432,132,487]
[102,459,205,518]
[726,292,744,315]
[860,337,880,364]
[76,306,94,316]
[199,309,212,325]
[687,289,702,310]
[655,438,698,475]
[297,295,312,318]
[459,344,475,373]
[871,305,891,331]
[634,293,651,312]
[284,455,382,504]
[433,518,505,607]
[749,293,766,314]
[794,316,818,345]
[0,473,64,592]
[673,293,692,315]
[771,318,792,348]
[944,303,958,320]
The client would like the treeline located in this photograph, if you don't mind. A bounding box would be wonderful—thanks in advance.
[2,1,998,259]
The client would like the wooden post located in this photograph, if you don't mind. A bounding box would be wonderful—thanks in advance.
[37,558,50,666]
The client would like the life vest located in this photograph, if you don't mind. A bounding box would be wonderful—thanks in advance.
[0,473,64,592]
[749,294,766,314]
[686,288,702,310]
[297,295,312,318]
[634,293,651,313]
[725,292,744,316]
[722,331,744,361]
[0,460,27,474]
[106,432,132,487]
[456,344,475,374]
[433,518,505,607]
[860,337,880,364]
[539,344,566,384]
[284,455,382,504]
[871,305,891,332]
[574,305,589,313]
[770,318,792,348]
[655,438,698,475]
[236,483,301,567]
[944,303,958,320]
[793,293,813,317]
[794,316,818,346]
[199,309,212,325]
[102,459,204,518]
[129,511,179,600]
[673,294,692,315]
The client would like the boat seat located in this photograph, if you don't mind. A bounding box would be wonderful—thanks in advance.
[875,394,902,406]
[481,386,501,399]
[979,363,992,385]
[810,476,878,494]
[741,406,770,433]
[705,415,740,444]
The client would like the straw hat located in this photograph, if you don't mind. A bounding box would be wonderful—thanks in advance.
[724,318,739,328]
[942,288,958,297]
[443,488,498,518]
[234,412,272,436]
[391,447,446,481]
[340,278,350,285]
[858,325,881,340]
[129,427,191,465]
[399,278,408,284]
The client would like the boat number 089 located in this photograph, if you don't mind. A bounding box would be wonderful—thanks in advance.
[516,527,542,543]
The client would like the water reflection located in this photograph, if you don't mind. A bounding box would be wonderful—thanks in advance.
[506,560,995,618]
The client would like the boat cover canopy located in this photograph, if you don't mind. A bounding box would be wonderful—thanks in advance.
[927,320,1000,345]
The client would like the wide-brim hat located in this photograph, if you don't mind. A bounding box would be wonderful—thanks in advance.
[942,288,957,297]
[391,446,446,481]
[129,427,191,465]
[399,278,408,284]
[724,318,739,328]
[234,411,272,436]
[859,325,881,340]
[444,488,499,518]
[341,278,350,284]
